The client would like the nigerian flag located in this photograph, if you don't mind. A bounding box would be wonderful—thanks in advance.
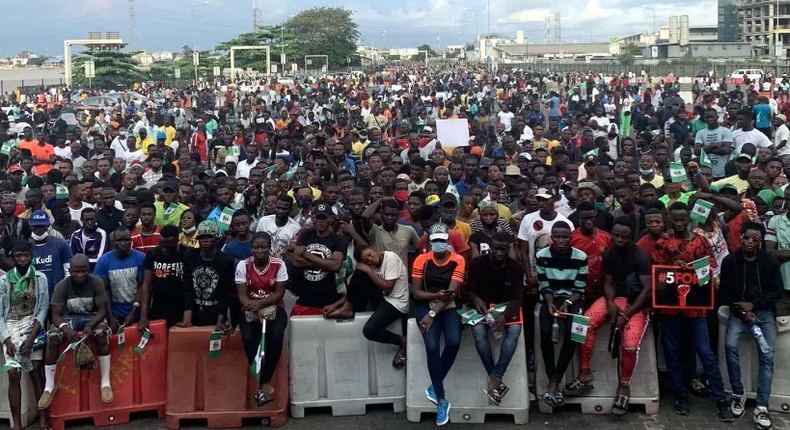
[669,162,688,183]
[691,257,711,286]
[699,148,712,169]
[2,358,21,372]
[690,199,713,224]
[570,315,590,343]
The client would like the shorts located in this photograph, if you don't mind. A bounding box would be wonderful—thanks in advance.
[46,314,111,344]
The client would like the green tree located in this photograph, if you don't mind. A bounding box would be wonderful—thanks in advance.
[283,7,360,70]
[71,50,144,89]
[215,26,281,72]
[616,43,643,66]
[411,44,436,62]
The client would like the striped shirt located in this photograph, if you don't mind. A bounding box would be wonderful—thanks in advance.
[535,246,588,298]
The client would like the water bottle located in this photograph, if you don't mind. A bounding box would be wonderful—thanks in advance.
[751,324,771,354]
[552,321,560,344]
[484,313,495,326]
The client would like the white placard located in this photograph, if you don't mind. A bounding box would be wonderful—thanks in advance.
[436,119,470,147]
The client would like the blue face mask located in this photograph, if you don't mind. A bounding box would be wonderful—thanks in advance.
[431,241,448,253]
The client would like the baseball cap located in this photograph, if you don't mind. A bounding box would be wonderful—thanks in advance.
[505,165,521,176]
[425,194,440,207]
[584,154,599,165]
[712,183,738,194]
[7,165,23,174]
[225,155,238,164]
[291,180,309,191]
[736,153,754,162]
[156,130,166,140]
[470,146,483,156]
[428,223,450,241]
[196,220,219,238]
[479,157,493,168]
[28,210,50,227]
[757,189,777,206]
[312,202,335,217]
[577,181,602,197]
[162,181,179,192]
[535,187,553,200]
[439,193,457,206]
[396,173,411,182]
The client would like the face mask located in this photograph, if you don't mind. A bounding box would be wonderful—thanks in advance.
[431,241,448,253]
[182,226,196,234]
[639,167,654,175]
[393,190,409,202]
[31,231,49,241]
[298,197,313,209]
[440,214,456,224]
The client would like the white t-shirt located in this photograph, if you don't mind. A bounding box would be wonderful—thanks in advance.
[236,158,259,179]
[54,146,72,160]
[375,251,410,314]
[517,210,573,274]
[497,111,515,131]
[125,149,145,164]
[69,202,95,227]
[775,124,790,156]
[254,215,302,257]
[733,128,774,152]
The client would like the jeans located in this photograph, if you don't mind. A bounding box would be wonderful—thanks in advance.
[539,299,583,384]
[661,315,727,403]
[415,303,461,400]
[363,300,406,346]
[239,307,287,385]
[725,310,776,407]
[471,323,521,380]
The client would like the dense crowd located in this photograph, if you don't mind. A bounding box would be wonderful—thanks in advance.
[0,65,789,429]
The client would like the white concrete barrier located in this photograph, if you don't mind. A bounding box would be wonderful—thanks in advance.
[288,312,406,417]
[406,319,529,424]
[0,353,39,428]
[533,305,659,415]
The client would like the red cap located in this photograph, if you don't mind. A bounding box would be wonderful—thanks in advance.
[7,165,23,174]
[470,146,483,156]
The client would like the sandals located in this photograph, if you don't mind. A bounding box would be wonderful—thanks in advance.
[254,387,275,407]
[324,303,355,321]
[611,393,630,416]
[541,391,564,408]
[392,350,407,369]
[484,387,502,406]
[688,378,710,397]
[563,378,594,397]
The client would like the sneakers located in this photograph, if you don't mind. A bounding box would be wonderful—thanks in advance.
[754,406,772,430]
[436,399,451,426]
[100,386,114,404]
[717,401,735,422]
[673,398,689,415]
[730,393,745,418]
[425,385,437,405]
[37,386,57,410]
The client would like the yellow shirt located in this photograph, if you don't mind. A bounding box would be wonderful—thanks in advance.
[640,174,664,189]
[158,125,176,146]
[451,220,472,244]
[470,204,513,223]
[140,136,155,155]
[711,175,749,194]
[352,140,369,156]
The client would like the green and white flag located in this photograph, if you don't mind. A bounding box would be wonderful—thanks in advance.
[669,162,687,183]
[117,325,126,350]
[208,331,222,359]
[690,199,714,224]
[457,307,486,325]
[55,184,69,200]
[2,357,22,372]
[285,164,298,180]
[57,337,87,363]
[0,139,17,156]
[476,192,492,209]
[163,203,177,221]
[217,207,235,232]
[134,329,151,354]
[691,256,711,286]
[250,321,266,380]
[699,148,712,169]
[583,148,599,159]
[570,315,590,343]
[226,145,241,157]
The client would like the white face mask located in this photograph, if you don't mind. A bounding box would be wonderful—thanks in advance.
[182,226,196,234]
[31,231,49,241]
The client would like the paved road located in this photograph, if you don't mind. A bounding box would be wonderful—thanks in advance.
[5,396,790,430]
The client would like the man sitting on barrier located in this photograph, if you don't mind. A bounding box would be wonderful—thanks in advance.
[412,223,464,426]
[535,221,587,409]
[720,221,782,430]
[467,231,524,406]
[352,244,409,369]
[235,232,288,406]
[0,240,49,430]
[40,254,113,410]
[563,216,651,415]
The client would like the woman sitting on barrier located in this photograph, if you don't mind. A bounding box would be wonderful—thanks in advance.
[412,223,464,426]
[235,232,288,406]
[352,245,409,369]
[0,240,49,430]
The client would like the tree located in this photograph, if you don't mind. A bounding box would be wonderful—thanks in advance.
[71,50,144,89]
[215,26,281,72]
[616,43,642,66]
[282,7,359,69]
[411,44,436,62]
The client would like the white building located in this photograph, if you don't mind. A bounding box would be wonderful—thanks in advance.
[132,51,153,66]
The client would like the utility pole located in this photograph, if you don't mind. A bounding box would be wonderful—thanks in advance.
[554,12,561,43]
[128,0,136,50]
[252,0,262,30]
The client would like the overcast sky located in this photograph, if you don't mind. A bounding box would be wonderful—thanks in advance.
[0,0,718,57]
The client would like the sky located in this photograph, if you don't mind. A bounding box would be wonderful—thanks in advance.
[0,0,719,57]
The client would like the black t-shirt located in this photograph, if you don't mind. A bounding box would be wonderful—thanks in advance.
[469,231,494,255]
[602,244,651,302]
[568,208,614,232]
[183,249,235,326]
[290,229,347,307]
[97,207,124,234]
[143,247,185,326]
[468,256,524,309]
[744,260,761,302]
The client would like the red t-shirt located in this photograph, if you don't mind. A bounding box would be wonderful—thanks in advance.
[570,229,613,287]
[419,230,469,255]
[235,257,288,308]
[131,227,161,254]
[637,235,660,259]
[651,233,715,317]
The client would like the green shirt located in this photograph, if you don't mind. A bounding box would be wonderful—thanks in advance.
[767,214,790,290]
[659,191,696,207]
[154,201,189,227]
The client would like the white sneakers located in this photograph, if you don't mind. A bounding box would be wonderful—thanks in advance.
[753,406,772,430]
[730,393,745,418]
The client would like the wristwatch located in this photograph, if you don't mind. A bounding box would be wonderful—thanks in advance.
[428,310,436,318]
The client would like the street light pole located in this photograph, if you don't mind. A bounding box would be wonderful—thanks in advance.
[192,1,211,85]
[642,6,656,34]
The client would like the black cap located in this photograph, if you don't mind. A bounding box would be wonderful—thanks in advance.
[162,181,179,192]
[439,193,457,206]
[312,201,335,216]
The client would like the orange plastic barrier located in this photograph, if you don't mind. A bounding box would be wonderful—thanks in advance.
[49,320,168,430]
[165,326,287,429]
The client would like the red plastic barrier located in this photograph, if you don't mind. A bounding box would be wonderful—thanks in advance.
[165,326,288,429]
[49,320,168,430]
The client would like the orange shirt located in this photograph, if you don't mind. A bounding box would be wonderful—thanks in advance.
[17,140,55,175]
